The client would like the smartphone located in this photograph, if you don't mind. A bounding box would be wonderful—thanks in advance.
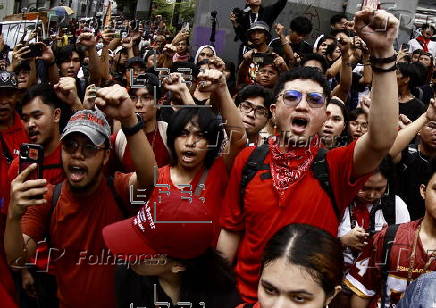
[19,144,44,180]
[253,53,274,64]
[362,0,380,10]
[29,43,44,57]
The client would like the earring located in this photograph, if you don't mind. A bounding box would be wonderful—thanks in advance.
[272,118,278,136]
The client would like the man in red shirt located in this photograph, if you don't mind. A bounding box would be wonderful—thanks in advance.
[4,85,156,308]
[344,165,436,307]
[217,9,401,303]
[0,71,28,306]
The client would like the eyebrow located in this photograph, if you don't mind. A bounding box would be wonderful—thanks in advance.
[261,279,315,296]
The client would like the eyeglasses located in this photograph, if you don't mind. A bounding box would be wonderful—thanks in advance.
[279,90,325,108]
[349,121,368,130]
[239,101,269,118]
[131,95,154,104]
[62,139,107,158]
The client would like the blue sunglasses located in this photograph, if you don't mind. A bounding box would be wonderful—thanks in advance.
[279,90,325,108]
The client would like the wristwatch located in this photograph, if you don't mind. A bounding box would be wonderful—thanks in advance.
[121,113,144,137]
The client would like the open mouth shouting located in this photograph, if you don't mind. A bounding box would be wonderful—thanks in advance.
[181,150,198,164]
[68,164,88,183]
[290,116,309,135]
[28,130,39,143]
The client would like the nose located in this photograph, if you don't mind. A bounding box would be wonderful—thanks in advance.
[324,119,333,129]
[271,297,288,308]
[28,119,36,128]
[295,95,310,111]
[185,134,196,147]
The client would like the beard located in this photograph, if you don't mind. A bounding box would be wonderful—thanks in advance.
[69,164,104,194]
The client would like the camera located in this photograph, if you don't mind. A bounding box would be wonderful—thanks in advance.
[232,7,246,23]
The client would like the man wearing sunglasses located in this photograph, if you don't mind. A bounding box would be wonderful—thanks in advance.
[218,9,400,303]
[5,85,156,308]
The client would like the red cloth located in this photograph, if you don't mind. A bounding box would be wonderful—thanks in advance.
[107,129,170,173]
[236,303,261,308]
[344,220,436,307]
[0,112,28,305]
[154,158,228,242]
[416,36,430,52]
[220,141,370,303]
[21,172,133,308]
[7,145,64,273]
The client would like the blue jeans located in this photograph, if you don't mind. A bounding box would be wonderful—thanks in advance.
[397,272,436,308]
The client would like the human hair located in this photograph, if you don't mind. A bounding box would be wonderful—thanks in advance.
[327,98,348,126]
[235,85,273,118]
[330,14,347,26]
[374,156,396,182]
[115,248,237,307]
[330,28,350,38]
[54,44,85,66]
[166,107,224,169]
[397,62,426,92]
[272,66,331,102]
[316,35,336,51]
[19,83,68,130]
[348,107,366,121]
[301,53,329,73]
[129,73,162,100]
[421,23,435,33]
[262,224,343,297]
[290,16,313,35]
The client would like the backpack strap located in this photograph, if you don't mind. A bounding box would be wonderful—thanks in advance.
[312,148,340,221]
[380,223,399,308]
[380,193,396,226]
[0,133,13,164]
[194,170,209,196]
[107,176,130,218]
[240,144,270,205]
[46,182,63,244]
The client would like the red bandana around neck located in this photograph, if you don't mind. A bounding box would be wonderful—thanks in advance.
[268,135,321,198]
[416,36,430,52]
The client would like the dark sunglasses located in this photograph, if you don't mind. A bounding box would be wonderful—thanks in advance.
[62,138,107,158]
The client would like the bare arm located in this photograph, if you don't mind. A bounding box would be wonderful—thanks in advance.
[332,38,353,103]
[216,229,241,263]
[95,85,156,189]
[352,9,400,178]
[197,69,247,171]
[389,100,435,163]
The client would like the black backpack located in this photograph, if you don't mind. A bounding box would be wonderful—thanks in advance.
[380,224,399,308]
[239,145,340,220]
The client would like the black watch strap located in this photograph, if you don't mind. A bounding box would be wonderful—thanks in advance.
[121,114,144,137]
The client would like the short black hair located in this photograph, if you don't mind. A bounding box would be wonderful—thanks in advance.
[235,85,273,118]
[301,53,329,74]
[330,14,347,26]
[272,66,331,102]
[290,16,313,35]
[421,23,435,32]
[20,83,62,110]
[129,73,162,100]
[54,45,85,66]
[397,62,426,91]
[330,28,350,37]
[316,35,336,51]
[348,107,367,121]
[166,107,224,169]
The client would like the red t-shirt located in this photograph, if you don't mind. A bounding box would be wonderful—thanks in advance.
[0,112,27,305]
[152,158,228,241]
[21,172,134,308]
[107,129,170,175]
[220,141,369,303]
[344,220,436,307]
[8,145,64,273]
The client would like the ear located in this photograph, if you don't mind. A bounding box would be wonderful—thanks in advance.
[53,108,61,123]
[420,184,426,200]
[171,263,186,274]
[270,103,276,117]
[103,148,110,165]
[325,286,342,306]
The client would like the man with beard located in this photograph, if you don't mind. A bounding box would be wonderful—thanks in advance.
[5,85,157,308]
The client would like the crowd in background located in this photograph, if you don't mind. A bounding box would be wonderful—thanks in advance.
[0,0,436,307]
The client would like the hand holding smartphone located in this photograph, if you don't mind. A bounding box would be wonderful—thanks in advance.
[19,144,44,180]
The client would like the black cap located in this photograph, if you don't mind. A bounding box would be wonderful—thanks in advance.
[127,57,145,68]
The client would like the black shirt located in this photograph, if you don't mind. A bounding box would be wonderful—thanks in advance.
[115,266,242,308]
[399,97,426,121]
[397,145,434,220]
[270,37,313,58]
[233,0,288,43]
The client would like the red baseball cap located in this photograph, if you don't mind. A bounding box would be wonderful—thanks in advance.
[102,192,215,261]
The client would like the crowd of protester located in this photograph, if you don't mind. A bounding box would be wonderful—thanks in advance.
[0,0,436,307]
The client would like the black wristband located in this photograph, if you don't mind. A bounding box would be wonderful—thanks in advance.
[371,62,397,73]
[369,54,397,64]
[121,114,144,137]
